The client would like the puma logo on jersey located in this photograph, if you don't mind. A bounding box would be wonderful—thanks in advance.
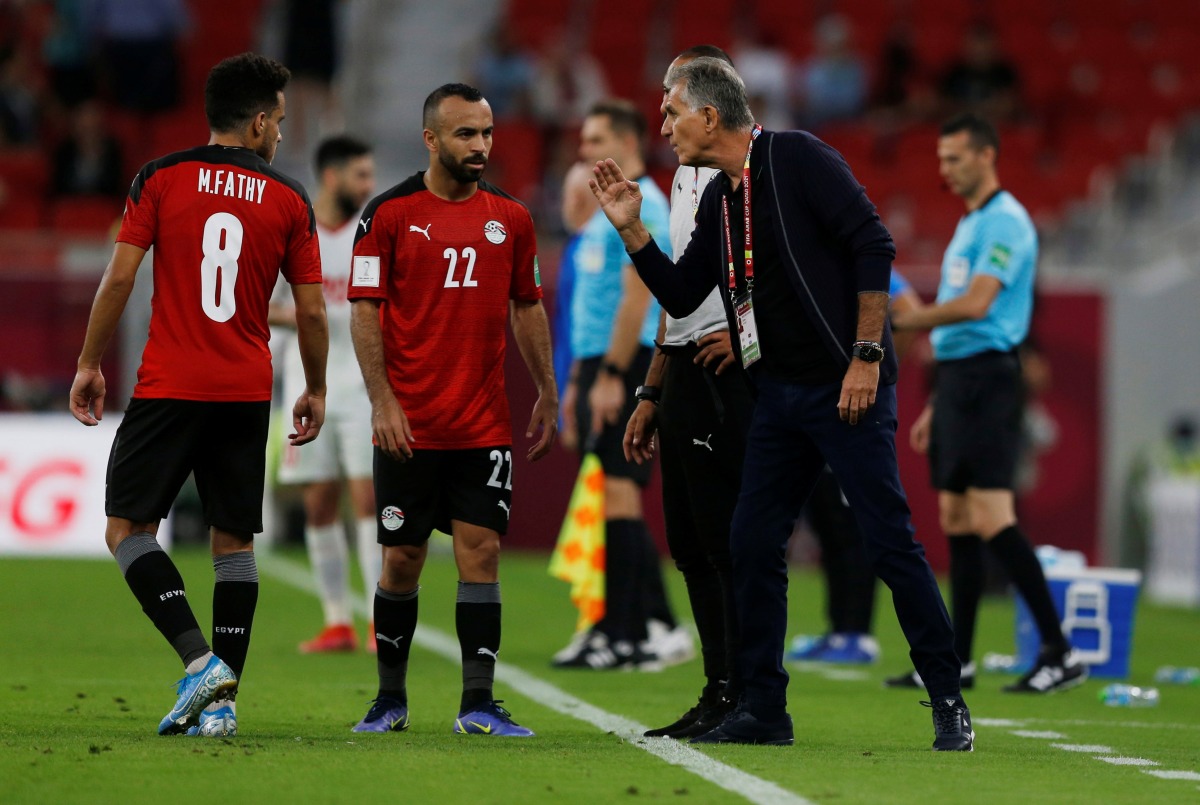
[693,434,714,452]
[409,223,431,240]
[359,217,370,232]
[497,500,510,517]
[476,647,499,661]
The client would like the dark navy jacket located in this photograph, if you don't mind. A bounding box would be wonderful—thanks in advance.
[629,129,900,385]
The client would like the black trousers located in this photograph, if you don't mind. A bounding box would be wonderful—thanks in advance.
[658,343,756,688]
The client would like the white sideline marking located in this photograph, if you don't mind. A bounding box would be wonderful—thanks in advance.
[981,717,1200,731]
[976,718,1024,727]
[1052,743,1116,753]
[1144,771,1200,781]
[1010,730,1065,739]
[1096,757,1159,767]
[261,554,813,805]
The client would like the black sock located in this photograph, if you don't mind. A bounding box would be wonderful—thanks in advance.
[114,532,208,667]
[375,585,418,702]
[603,519,645,643]
[211,551,258,685]
[987,525,1069,654]
[638,522,676,629]
[457,581,501,712]
[948,534,985,664]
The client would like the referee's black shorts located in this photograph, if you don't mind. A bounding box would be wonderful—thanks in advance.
[105,398,271,534]
[575,347,655,487]
[929,350,1023,493]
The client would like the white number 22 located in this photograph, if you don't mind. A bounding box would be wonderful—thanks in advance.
[443,247,478,288]
[487,449,512,490]
[200,212,243,322]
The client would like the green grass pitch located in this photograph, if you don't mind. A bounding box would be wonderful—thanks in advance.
[2,548,1198,804]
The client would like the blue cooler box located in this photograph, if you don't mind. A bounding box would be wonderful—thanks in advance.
[1015,567,1142,679]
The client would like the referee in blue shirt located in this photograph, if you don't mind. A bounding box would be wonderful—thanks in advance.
[891,113,1086,694]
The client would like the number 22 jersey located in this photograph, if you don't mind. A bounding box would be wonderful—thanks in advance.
[348,172,542,450]
[117,145,323,401]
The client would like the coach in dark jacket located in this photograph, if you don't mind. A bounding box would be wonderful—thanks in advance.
[589,57,973,751]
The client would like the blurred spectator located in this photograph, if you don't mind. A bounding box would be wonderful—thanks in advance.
[43,0,95,109]
[51,100,123,197]
[731,26,791,131]
[793,13,868,130]
[281,0,343,158]
[937,22,1021,122]
[90,0,190,113]
[531,33,608,128]
[469,22,535,120]
[0,44,38,144]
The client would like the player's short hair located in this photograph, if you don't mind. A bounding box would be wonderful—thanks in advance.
[941,113,1001,157]
[314,135,372,174]
[675,44,734,68]
[205,53,291,133]
[423,83,485,130]
[664,56,753,132]
[586,99,646,143]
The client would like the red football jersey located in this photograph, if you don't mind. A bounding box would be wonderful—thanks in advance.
[348,173,542,449]
[117,145,322,401]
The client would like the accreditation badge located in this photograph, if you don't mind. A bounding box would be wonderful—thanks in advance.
[734,291,762,368]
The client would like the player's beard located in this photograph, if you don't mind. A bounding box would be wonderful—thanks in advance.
[440,150,487,184]
[335,189,360,219]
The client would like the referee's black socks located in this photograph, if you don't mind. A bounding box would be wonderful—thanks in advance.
[988,525,1070,655]
[114,532,210,669]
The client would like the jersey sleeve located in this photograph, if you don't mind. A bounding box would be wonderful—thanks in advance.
[508,205,543,302]
[280,191,322,285]
[348,201,393,301]
[973,213,1025,287]
[642,190,673,260]
[116,166,159,249]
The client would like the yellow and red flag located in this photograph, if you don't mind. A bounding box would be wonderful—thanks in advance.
[548,453,606,631]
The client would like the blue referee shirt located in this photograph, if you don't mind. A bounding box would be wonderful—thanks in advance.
[570,177,669,358]
[930,190,1036,361]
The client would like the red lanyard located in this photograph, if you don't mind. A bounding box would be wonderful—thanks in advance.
[722,125,763,300]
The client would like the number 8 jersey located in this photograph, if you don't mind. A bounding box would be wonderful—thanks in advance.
[348,172,542,450]
[117,144,322,401]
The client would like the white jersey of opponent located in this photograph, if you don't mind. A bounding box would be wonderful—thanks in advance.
[278,215,373,483]
[663,165,729,346]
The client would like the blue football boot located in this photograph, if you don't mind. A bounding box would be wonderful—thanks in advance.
[158,655,238,736]
[352,697,410,733]
[453,700,534,737]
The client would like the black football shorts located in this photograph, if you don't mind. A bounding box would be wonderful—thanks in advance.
[106,398,271,534]
[372,446,514,546]
[928,350,1023,494]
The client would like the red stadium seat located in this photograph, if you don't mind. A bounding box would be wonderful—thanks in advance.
[0,149,50,230]
[48,197,122,237]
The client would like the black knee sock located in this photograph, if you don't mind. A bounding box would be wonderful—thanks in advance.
[374,585,418,701]
[638,523,676,629]
[948,534,985,664]
[456,581,501,712]
[602,519,644,644]
[987,525,1068,654]
[114,532,208,668]
[211,551,258,685]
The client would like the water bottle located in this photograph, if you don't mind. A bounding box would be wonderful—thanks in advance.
[1154,666,1200,686]
[1099,684,1160,707]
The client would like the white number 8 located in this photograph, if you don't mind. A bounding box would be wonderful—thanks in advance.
[200,212,243,322]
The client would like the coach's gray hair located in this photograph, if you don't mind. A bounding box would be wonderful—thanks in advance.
[665,56,754,132]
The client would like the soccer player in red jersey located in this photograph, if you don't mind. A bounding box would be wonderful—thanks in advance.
[347,83,557,737]
[69,53,329,738]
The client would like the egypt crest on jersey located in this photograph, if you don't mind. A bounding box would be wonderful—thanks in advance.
[348,173,542,450]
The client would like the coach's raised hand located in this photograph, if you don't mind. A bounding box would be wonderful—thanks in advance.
[589,158,652,252]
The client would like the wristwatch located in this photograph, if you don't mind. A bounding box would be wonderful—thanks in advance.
[635,385,661,404]
[852,341,885,363]
[601,361,625,378]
